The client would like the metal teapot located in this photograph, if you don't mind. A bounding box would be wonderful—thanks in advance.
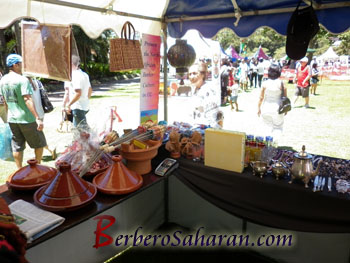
[287,145,322,188]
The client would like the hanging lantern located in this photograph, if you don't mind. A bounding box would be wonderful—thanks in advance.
[167,39,196,76]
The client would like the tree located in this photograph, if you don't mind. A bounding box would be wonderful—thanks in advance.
[72,26,113,71]
[336,31,350,55]
[213,27,285,58]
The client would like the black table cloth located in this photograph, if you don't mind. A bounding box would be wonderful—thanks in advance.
[173,157,350,233]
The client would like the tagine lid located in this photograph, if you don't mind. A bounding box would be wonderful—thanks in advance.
[33,162,97,211]
[294,145,313,160]
[92,155,143,195]
[7,159,57,190]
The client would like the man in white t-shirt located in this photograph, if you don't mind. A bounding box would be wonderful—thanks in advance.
[63,55,92,127]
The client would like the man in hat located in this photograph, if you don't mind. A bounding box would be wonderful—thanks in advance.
[293,56,311,108]
[0,54,47,168]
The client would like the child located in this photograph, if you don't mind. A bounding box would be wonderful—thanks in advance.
[228,78,239,112]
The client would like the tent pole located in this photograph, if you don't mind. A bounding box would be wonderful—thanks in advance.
[162,22,168,122]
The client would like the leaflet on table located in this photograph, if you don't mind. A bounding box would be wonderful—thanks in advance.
[9,199,65,243]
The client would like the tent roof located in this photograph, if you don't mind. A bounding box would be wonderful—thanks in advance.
[1,0,350,39]
[318,46,339,60]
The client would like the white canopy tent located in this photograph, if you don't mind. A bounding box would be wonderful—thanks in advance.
[318,47,339,61]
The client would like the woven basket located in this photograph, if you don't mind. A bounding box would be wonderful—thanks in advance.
[110,22,144,71]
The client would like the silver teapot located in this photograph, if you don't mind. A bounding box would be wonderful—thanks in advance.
[287,145,322,188]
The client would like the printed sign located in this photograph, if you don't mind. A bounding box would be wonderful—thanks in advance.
[140,34,161,125]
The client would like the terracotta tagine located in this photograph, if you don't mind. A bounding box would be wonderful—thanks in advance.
[33,162,97,212]
[7,159,57,190]
[120,139,162,175]
[92,155,143,195]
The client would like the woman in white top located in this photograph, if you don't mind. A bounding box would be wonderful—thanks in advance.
[257,64,287,144]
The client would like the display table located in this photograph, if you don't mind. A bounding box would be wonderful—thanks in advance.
[168,157,350,263]
[1,149,350,263]
[1,173,166,263]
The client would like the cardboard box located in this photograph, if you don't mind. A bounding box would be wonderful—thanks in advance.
[204,128,246,173]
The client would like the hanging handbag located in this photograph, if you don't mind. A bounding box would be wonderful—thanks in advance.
[278,81,291,114]
[38,81,54,113]
[109,21,144,72]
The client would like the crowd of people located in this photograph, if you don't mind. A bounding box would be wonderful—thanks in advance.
[0,50,320,166]
[217,55,319,143]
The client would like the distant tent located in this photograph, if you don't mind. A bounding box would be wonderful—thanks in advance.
[254,45,269,60]
[225,45,243,60]
[221,46,230,58]
[318,47,339,61]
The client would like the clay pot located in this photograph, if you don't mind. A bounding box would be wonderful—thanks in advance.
[120,140,162,175]
[34,162,97,212]
[92,155,143,195]
[7,159,57,190]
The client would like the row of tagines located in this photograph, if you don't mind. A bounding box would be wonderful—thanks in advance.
[6,123,166,212]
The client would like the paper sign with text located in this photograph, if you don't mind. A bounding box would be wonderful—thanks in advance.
[140,34,161,125]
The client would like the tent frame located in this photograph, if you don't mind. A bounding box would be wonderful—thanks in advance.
[32,0,350,23]
[25,0,350,121]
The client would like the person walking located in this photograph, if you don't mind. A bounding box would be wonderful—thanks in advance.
[0,54,46,168]
[257,64,287,144]
[250,58,258,88]
[310,62,319,95]
[257,58,265,88]
[228,77,239,112]
[239,58,249,91]
[220,58,230,106]
[63,55,92,128]
[293,57,311,108]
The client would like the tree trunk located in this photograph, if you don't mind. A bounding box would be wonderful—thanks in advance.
[0,29,7,71]
[14,21,21,55]
[83,43,87,72]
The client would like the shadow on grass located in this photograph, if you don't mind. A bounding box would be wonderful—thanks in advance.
[42,155,55,162]
[91,95,111,99]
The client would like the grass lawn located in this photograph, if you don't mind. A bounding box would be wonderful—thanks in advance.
[0,79,349,185]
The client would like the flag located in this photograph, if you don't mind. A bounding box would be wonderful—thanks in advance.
[239,41,247,54]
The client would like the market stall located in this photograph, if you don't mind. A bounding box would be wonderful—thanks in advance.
[1,0,350,120]
[1,1,350,262]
